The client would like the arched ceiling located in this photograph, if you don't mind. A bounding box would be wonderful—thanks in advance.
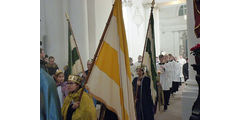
[122,0,186,7]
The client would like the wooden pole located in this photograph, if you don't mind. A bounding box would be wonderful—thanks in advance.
[77,4,114,106]
[65,12,85,74]
[141,0,155,67]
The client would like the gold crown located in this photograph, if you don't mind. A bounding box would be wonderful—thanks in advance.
[55,69,63,76]
[68,75,82,84]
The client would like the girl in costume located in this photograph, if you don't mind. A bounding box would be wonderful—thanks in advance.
[54,70,68,107]
[132,66,154,120]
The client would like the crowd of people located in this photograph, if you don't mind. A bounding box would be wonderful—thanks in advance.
[129,54,188,119]
[156,54,187,111]
[40,48,188,120]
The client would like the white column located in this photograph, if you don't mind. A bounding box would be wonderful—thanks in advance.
[122,1,136,61]
[40,0,47,49]
[182,0,199,120]
[159,30,166,54]
[94,0,113,47]
[41,0,67,70]
[68,0,89,70]
[166,31,174,54]
[174,31,180,57]
[142,3,151,34]
[153,7,161,56]
[134,2,149,62]
[87,0,97,59]
[158,24,162,55]
[122,1,148,62]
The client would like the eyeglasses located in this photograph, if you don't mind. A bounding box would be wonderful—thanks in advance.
[67,82,76,85]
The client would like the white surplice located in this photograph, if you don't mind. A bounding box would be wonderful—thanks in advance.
[157,63,171,90]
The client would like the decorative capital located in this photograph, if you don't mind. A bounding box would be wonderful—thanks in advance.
[142,3,152,8]
[65,12,70,21]
[122,1,133,7]
[151,0,155,8]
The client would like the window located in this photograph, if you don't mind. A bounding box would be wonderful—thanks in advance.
[178,5,187,16]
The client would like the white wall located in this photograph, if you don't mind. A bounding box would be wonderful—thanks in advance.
[68,0,89,69]
[40,0,67,70]
[40,0,113,70]
[40,0,187,69]
[158,4,187,57]
[122,1,152,62]
[153,7,161,57]
[182,0,200,119]
[95,0,113,46]
[87,0,97,59]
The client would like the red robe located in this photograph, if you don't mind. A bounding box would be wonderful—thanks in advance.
[194,0,200,38]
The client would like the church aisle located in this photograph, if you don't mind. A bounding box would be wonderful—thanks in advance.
[154,84,185,120]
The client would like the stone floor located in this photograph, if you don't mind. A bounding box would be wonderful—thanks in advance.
[154,84,184,120]
[96,84,185,120]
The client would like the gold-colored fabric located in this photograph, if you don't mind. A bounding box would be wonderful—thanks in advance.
[62,88,97,120]
[55,69,63,76]
[68,75,82,84]
[157,75,164,106]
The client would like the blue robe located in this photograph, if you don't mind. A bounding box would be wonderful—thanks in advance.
[40,68,62,120]
[132,76,154,120]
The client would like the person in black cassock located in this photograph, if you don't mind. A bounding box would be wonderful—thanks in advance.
[183,58,189,82]
[132,66,154,120]
[99,105,118,120]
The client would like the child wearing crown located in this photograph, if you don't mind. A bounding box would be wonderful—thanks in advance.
[61,75,96,120]
[54,70,66,107]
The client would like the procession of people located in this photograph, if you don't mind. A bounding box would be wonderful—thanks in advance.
[41,47,187,120]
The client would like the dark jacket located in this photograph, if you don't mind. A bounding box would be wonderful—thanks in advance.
[183,63,189,81]
[46,63,59,76]
[40,60,48,72]
[132,76,154,120]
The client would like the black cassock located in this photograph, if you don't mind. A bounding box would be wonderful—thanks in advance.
[132,76,154,120]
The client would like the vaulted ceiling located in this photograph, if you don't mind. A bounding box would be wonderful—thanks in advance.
[122,0,186,6]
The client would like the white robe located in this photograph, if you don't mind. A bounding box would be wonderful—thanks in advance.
[157,63,170,90]
[57,86,63,107]
[178,58,186,81]
[173,61,181,82]
[178,58,186,65]
[165,61,174,88]
[134,61,141,67]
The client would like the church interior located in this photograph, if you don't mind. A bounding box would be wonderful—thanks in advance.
[40,0,199,120]
[5,0,240,119]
